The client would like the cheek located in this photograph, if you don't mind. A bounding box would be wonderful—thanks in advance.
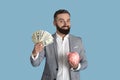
[59,24,64,27]
[57,24,63,28]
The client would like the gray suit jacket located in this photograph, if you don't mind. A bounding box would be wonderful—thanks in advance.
[30,34,88,80]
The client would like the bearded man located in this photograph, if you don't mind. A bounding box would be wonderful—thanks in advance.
[30,9,88,80]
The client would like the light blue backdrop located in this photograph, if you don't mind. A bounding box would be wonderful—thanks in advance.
[0,0,120,80]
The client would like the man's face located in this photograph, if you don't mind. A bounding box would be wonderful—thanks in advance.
[54,13,71,34]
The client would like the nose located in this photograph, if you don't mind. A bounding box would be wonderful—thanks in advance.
[63,21,67,26]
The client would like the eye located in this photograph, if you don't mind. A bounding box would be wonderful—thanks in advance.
[67,19,70,23]
[59,20,64,23]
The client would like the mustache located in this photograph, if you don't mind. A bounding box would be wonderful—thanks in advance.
[61,26,69,28]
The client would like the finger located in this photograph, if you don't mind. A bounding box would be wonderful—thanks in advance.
[69,61,78,68]
[69,60,78,66]
[35,42,42,46]
[69,61,74,67]
[35,43,43,49]
[69,60,75,66]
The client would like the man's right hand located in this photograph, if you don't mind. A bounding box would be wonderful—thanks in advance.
[32,42,44,57]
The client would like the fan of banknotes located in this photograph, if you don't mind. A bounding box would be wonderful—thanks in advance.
[32,30,53,46]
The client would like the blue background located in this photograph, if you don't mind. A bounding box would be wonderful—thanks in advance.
[0,0,120,80]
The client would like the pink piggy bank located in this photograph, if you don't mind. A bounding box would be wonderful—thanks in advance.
[67,52,80,65]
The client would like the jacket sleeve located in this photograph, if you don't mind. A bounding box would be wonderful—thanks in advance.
[79,38,88,70]
[30,49,45,67]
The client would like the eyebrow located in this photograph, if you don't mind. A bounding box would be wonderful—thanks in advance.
[57,18,70,21]
[57,18,64,21]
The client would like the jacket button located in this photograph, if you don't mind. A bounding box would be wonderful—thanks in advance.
[54,78,56,80]
[56,68,58,71]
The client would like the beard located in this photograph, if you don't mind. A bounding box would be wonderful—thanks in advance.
[56,24,70,35]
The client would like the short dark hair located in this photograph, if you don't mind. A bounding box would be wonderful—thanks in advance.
[54,9,70,20]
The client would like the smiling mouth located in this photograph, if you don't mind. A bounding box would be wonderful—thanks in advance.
[62,26,69,29]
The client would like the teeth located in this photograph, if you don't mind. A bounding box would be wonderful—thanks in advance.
[32,30,53,46]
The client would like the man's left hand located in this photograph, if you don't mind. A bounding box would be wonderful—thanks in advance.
[67,52,81,69]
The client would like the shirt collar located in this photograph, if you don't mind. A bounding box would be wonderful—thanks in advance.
[56,33,69,40]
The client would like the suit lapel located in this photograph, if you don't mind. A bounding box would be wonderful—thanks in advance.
[69,34,74,52]
[52,34,58,67]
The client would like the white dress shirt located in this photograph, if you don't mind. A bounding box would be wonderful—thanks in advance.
[56,33,70,80]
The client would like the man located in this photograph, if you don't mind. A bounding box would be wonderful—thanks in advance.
[30,9,88,80]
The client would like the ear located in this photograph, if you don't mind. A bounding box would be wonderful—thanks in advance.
[53,20,56,26]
